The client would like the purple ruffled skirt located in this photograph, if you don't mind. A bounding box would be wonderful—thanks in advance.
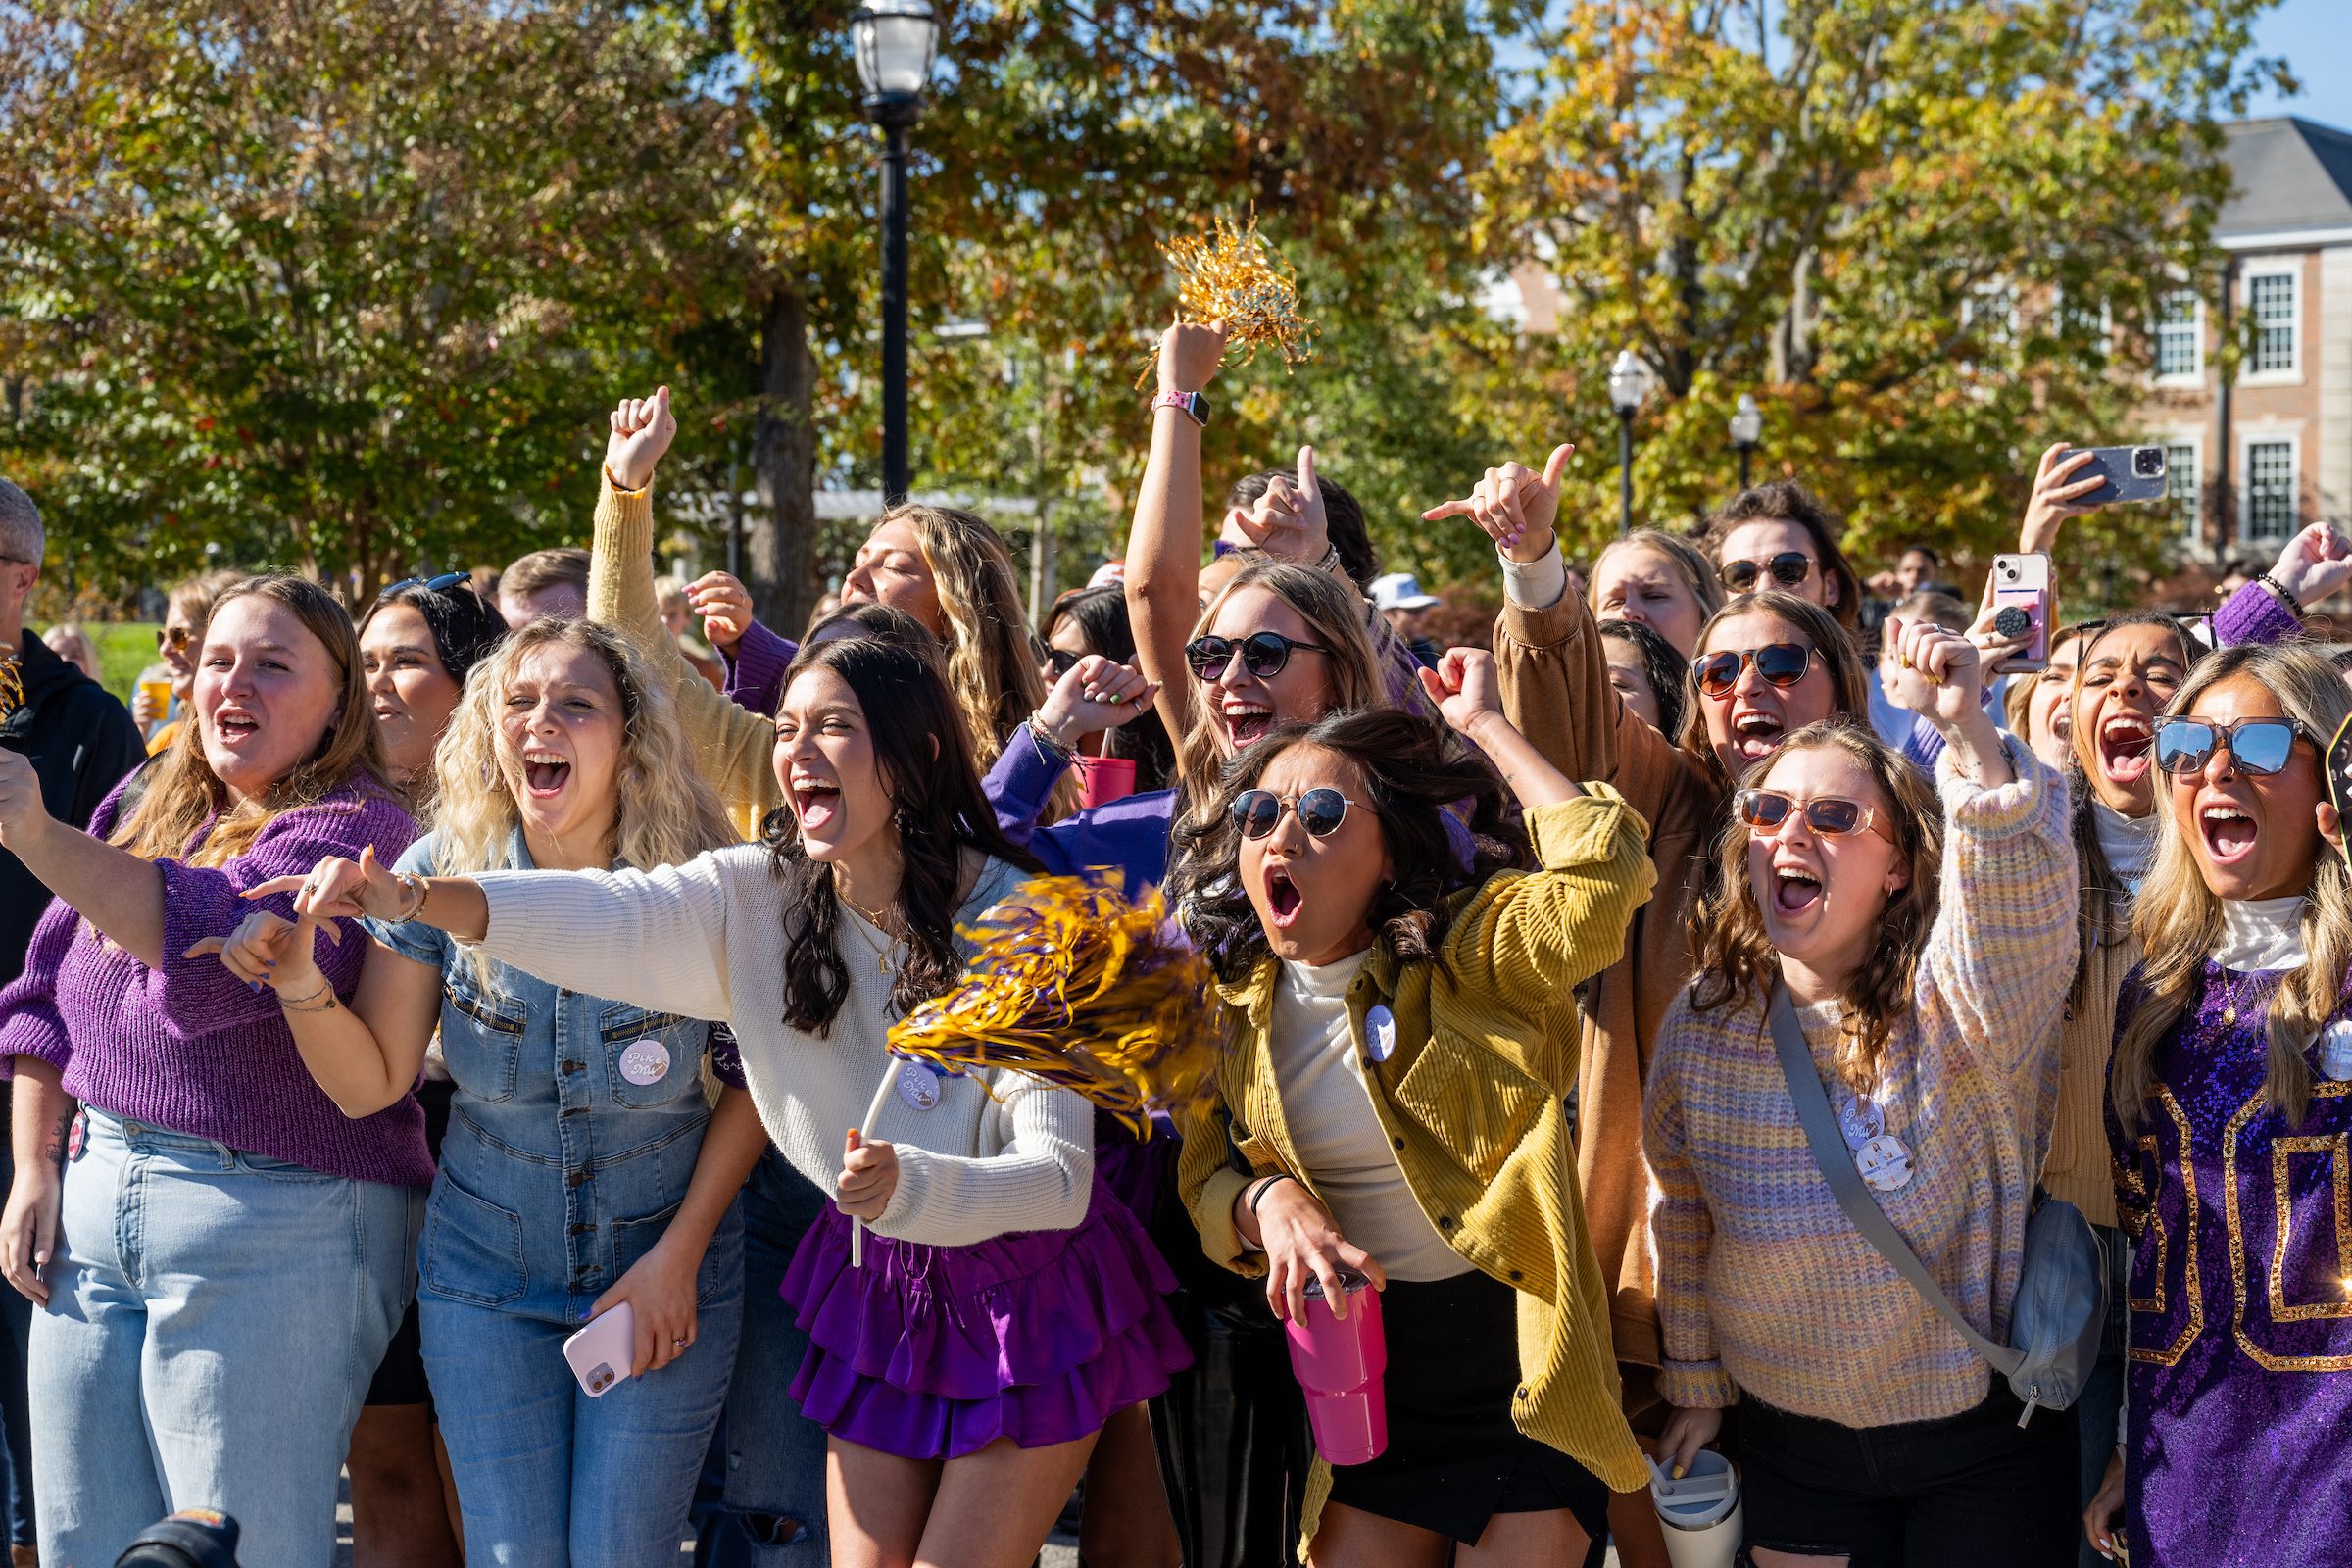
[779,1178,1193,1459]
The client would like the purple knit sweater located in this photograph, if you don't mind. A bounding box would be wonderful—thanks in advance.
[0,778,431,1187]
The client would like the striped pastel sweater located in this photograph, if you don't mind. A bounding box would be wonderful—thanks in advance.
[1642,739,2078,1428]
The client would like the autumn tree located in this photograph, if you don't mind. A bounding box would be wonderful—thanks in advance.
[1465,0,2292,586]
[0,0,741,595]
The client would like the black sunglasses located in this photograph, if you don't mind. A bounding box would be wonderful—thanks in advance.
[1720,552,1817,593]
[1691,642,1816,699]
[1186,631,1332,683]
[2154,716,2317,778]
[379,570,470,601]
[1043,647,1083,679]
[1231,786,1363,840]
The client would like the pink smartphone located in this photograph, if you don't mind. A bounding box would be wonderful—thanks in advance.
[563,1300,635,1397]
[1989,553,2051,674]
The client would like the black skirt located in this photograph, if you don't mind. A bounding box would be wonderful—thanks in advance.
[1321,1268,1609,1545]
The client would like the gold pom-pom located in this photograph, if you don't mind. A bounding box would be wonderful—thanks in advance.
[0,657,21,723]
[1137,212,1318,388]
[885,876,1221,1138]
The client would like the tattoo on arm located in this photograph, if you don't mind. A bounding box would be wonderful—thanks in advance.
[40,1109,71,1168]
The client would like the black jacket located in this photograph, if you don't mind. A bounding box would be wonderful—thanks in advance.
[1,631,145,990]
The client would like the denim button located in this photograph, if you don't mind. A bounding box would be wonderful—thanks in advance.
[566,1169,588,1188]
[560,1059,584,1074]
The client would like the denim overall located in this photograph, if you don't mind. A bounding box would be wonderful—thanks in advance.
[371,830,746,1564]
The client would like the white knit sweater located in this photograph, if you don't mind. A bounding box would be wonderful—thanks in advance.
[468,848,1093,1247]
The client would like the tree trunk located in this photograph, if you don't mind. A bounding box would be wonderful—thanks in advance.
[750,285,820,638]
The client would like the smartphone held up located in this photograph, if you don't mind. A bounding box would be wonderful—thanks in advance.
[2054,445,2170,508]
[1989,553,2052,676]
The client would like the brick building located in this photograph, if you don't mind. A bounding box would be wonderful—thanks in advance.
[2143,116,2352,565]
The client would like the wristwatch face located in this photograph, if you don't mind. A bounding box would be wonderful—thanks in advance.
[1158,391,1208,426]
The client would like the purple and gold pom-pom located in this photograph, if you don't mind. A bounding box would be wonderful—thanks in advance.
[884,876,1220,1137]
[1136,212,1318,388]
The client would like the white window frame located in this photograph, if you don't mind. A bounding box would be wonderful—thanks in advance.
[2153,290,2204,387]
[2239,263,2302,385]
[2238,430,2301,543]
[2162,436,2202,545]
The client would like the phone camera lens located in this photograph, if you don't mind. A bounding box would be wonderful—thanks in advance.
[2133,448,2164,478]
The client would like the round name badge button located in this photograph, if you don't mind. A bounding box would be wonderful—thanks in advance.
[1364,1004,1398,1064]
[618,1039,671,1087]
[898,1059,943,1112]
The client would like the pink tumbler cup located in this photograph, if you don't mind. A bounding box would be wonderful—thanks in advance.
[1072,755,1138,809]
[1284,1269,1388,1465]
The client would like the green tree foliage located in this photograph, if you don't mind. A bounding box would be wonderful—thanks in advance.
[0,0,740,594]
[1466,0,2291,585]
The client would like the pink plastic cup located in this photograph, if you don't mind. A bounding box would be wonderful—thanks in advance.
[1072,755,1139,809]
[1284,1269,1388,1465]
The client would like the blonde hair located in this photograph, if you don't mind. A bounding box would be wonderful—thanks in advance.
[654,575,689,616]
[113,575,389,867]
[2113,642,2352,1133]
[891,505,1045,769]
[429,619,736,990]
[166,568,246,634]
[1591,529,1724,632]
[1688,719,1945,1094]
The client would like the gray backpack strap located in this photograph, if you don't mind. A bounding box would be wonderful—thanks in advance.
[1766,984,2023,1377]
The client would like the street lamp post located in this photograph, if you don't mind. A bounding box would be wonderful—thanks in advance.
[1607,349,1649,535]
[1730,392,1762,491]
[851,0,940,504]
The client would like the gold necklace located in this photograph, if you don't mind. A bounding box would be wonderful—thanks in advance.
[837,895,900,975]
[2221,967,2275,1027]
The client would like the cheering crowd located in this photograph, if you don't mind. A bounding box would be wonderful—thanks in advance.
[1,314,2351,1568]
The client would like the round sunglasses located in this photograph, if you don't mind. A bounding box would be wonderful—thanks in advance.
[2153,716,2317,778]
[1230,786,1363,840]
[377,570,470,601]
[1719,552,1817,594]
[1691,642,1817,699]
[1736,787,1892,841]
[1186,631,1331,683]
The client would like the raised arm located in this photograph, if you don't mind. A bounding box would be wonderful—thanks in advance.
[1884,622,2079,1080]
[1420,647,1583,809]
[1443,789,1654,1020]
[591,389,781,832]
[1125,321,1228,773]
[277,843,742,1028]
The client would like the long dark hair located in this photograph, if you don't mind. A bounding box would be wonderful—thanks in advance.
[1174,709,1523,985]
[1045,584,1176,791]
[1599,616,1688,740]
[764,636,1039,1033]
[2065,608,2196,1006]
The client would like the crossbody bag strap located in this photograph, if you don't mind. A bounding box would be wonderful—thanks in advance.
[1766,984,2022,1376]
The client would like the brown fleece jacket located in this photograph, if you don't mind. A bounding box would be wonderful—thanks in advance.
[1494,581,1723,1372]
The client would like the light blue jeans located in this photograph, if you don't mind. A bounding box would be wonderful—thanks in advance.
[421,1230,743,1566]
[31,1108,417,1568]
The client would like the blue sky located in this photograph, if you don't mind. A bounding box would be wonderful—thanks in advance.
[2246,0,2351,131]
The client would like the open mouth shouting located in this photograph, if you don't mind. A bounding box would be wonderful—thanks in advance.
[2096,713,2155,788]
[1730,708,1786,765]
[1772,858,1824,917]
[1261,863,1304,927]
[1219,698,1276,749]
[790,773,843,833]
[2197,797,2259,866]
[211,707,263,748]
[521,748,573,798]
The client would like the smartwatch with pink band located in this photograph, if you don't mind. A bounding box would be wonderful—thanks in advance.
[1152,389,1210,427]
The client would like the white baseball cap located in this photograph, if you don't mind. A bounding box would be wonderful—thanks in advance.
[1371,572,1442,612]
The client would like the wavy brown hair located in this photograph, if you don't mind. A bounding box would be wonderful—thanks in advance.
[1174,708,1524,985]
[1688,719,1944,1093]
[2111,642,2352,1135]
[114,575,390,868]
[1702,480,1864,631]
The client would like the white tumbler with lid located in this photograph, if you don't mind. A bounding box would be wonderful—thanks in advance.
[1648,1451,1741,1568]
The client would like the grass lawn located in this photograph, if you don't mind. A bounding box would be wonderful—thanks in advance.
[32,620,160,706]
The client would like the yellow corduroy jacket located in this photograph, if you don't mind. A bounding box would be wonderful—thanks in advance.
[1177,792,1658,1556]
